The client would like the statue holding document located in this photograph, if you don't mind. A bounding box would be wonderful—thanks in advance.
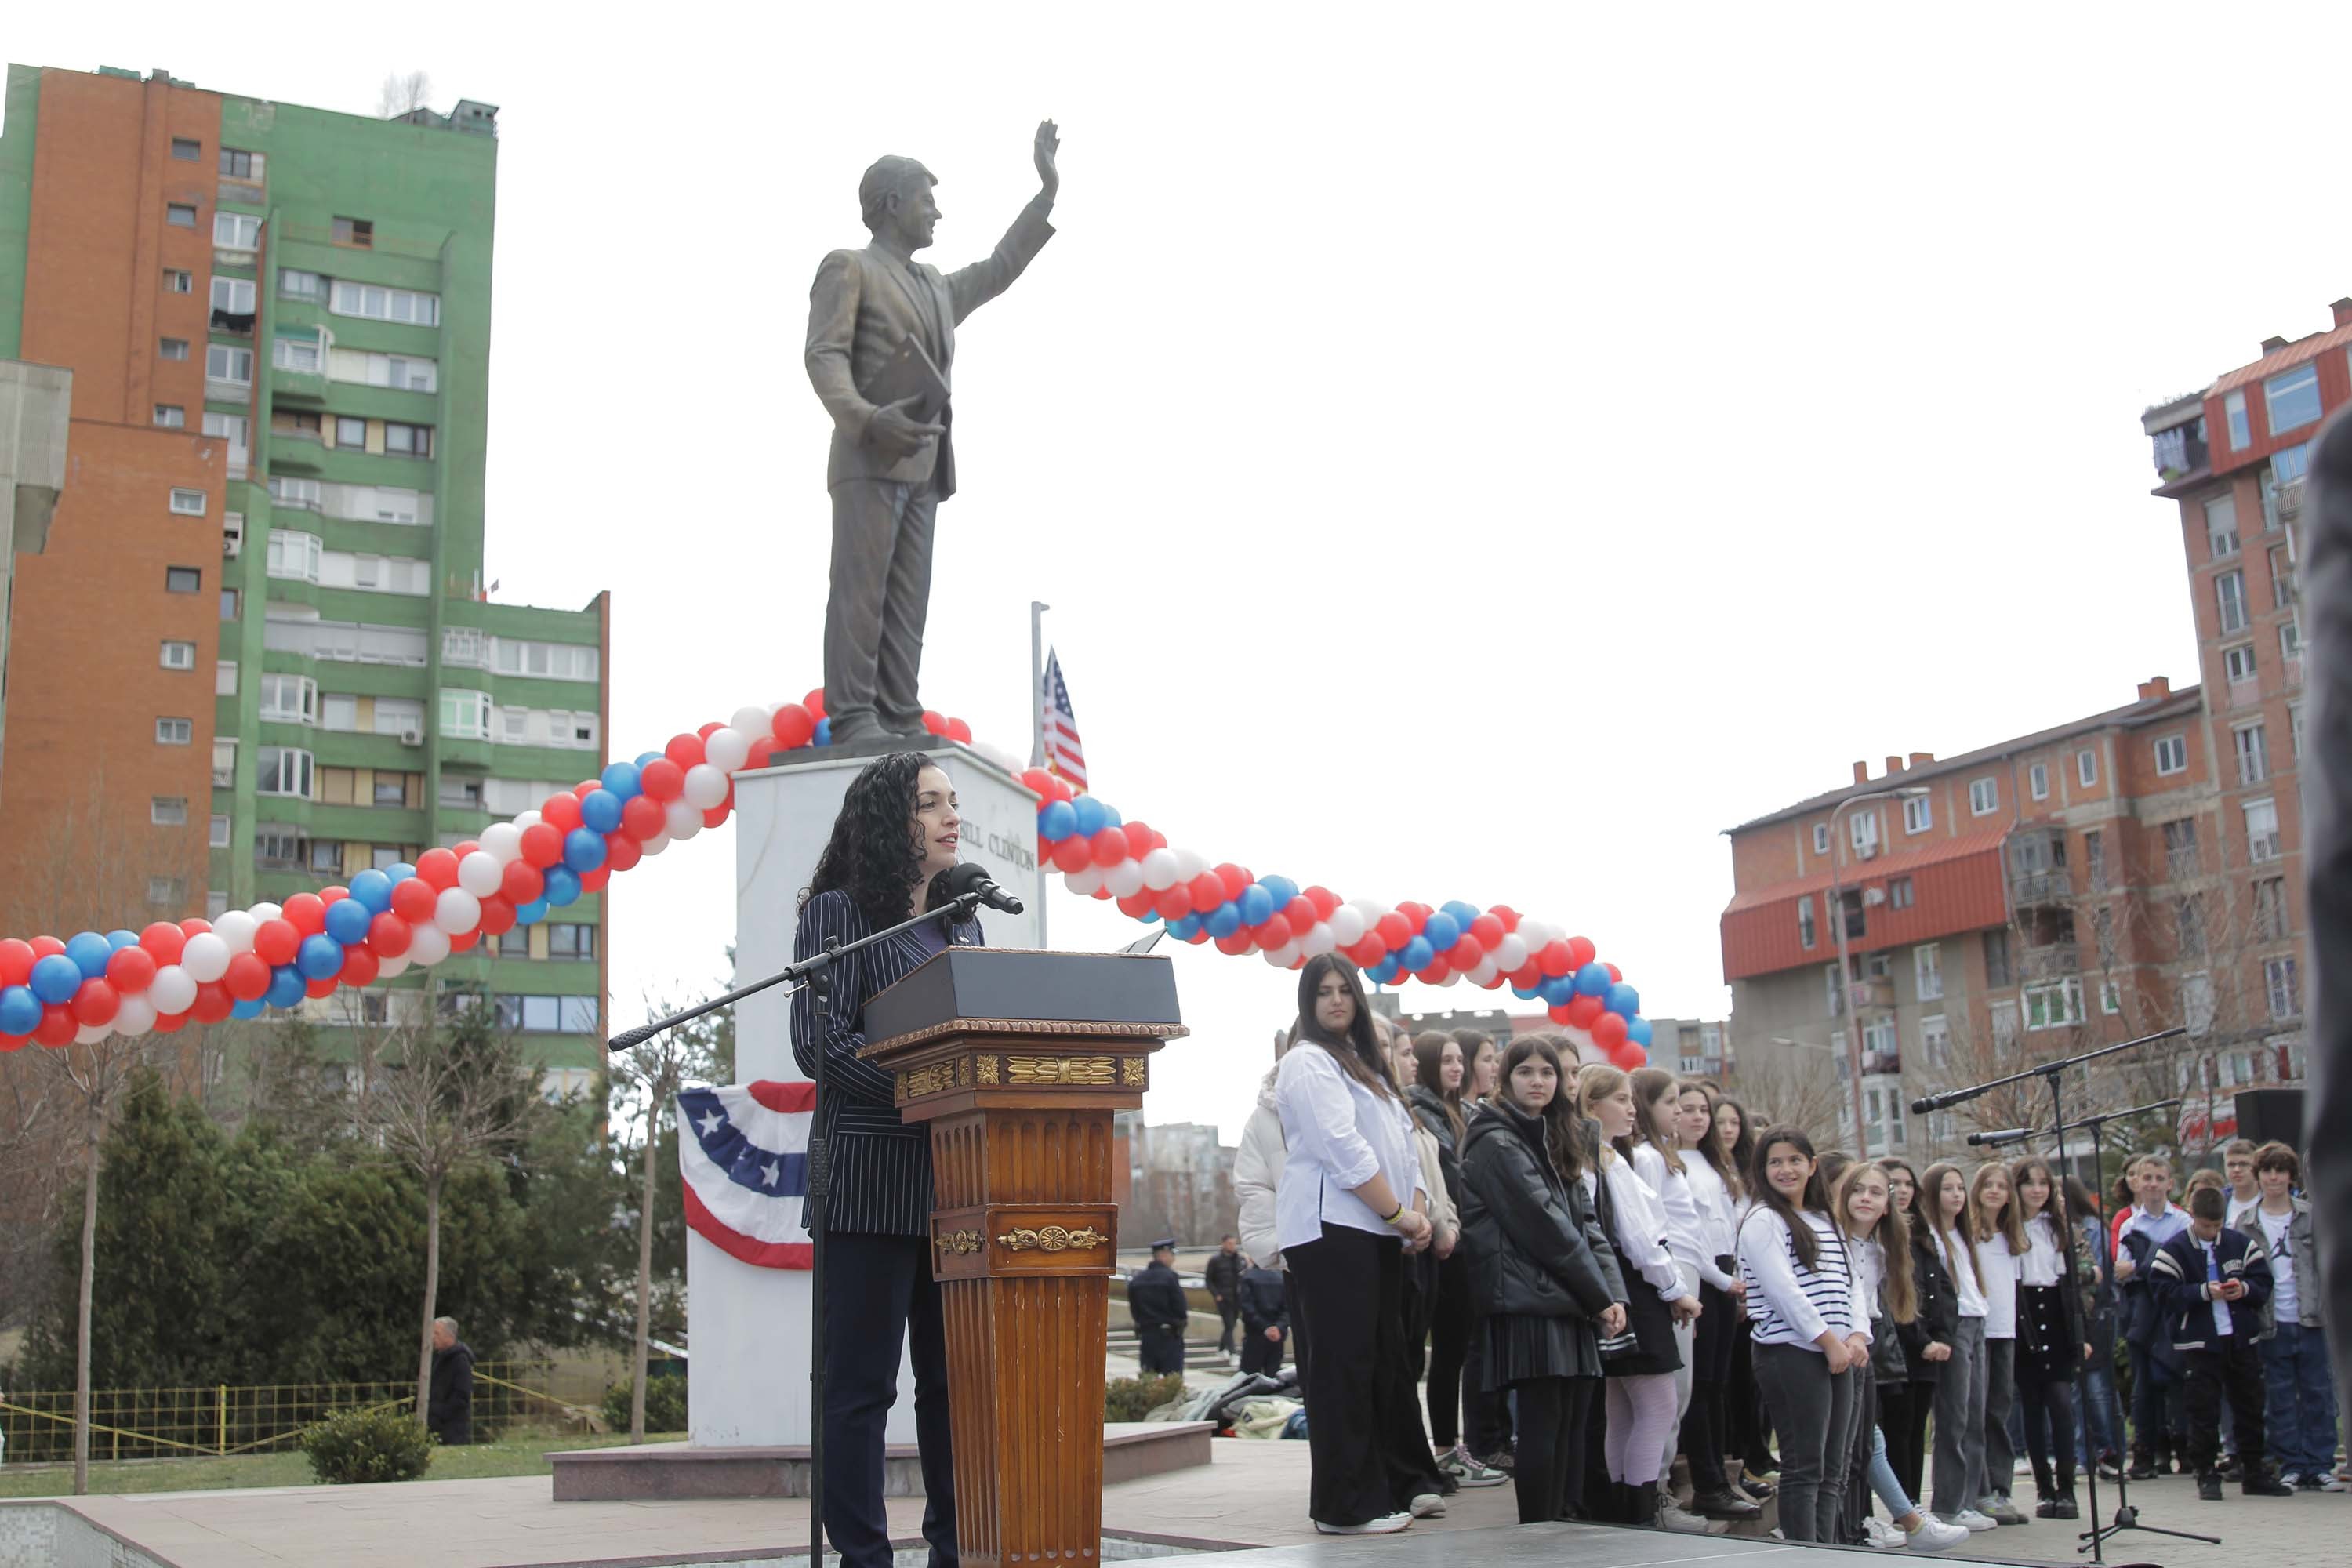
[804,122,1062,748]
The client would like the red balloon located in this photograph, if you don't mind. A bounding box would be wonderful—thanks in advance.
[1592,1012,1629,1051]
[945,717,972,743]
[771,704,816,749]
[540,793,584,833]
[452,840,481,858]
[1306,885,1341,919]
[1184,927,1210,945]
[698,720,724,739]
[1548,1001,1574,1025]
[30,935,64,960]
[1214,931,1255,956]
[1254,913,1293,949]
[802,688,827,721]
[1036,834,1053,865]
[448,927,480,952]
[1414,964,1450,986]
[1399,902,1428,934]
[1122,821,1155,860]
[604,834,642,874]
[223,953,271,1003]
[281,896,328,940]
[579,866,612,894]
[0,938,34,987]
[1153,884,1194,920]
[1374,912,1411,949]
[1214,863,1251,901]
[1490,905,1521,933]
[137,923,186,966]
[1181,873,1219,912]
[320,886,349,906]
[305,977,339,1000]
[34,1004,78,1047]
[664,733,706,769]
[1510,961,1544,990]
[1537,940,1573,978]
[1283,895,1318,934]
[1091,883,1113,901]
[416,848,462,890]
[745,736,776,770]
[71,978,120,1027]
[574,780,601,799]
[390,878,439,924]
[1450,935,1485,969]
[501,860,546,904]
[921,710,948,736]
[520,823,564,868]
[1090,827,1129,866]
[1566,994,1606,1029]
[621,794,667,840]
[253,919,300,967]
[702,800,731,829]
[339,947,380,987]
[1469,914,1505,949]
[1043,774,1073,804]
[1605,962,1622,983]
[151,1010,187,1034]
[1020,768,1052,797]
[1116,891,1156,918]
[1608,1040,1646,1069]
[104,946,158,993]
[1051,837,1094,874]
[0,1032,27,1053]
[190,982,234,1024]
[1566,935,1597,971]
[476,895,517,936]
[368,912,414,957]
[1347,936,1388,968]
[177,917,212,938]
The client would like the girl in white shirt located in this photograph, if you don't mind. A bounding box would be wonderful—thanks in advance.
[2008,1156,2085,1519]
[1969,1162,2027,1525]
[1917,1162,1994,1530]
[1628,1068,1722,1527]
[1273,955,1437,1536]
[1671,1081,1758,1521]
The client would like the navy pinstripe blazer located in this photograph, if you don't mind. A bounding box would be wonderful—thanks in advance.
[788,888,984,1236]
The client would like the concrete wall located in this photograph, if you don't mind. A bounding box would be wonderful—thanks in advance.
[0,358,70,790]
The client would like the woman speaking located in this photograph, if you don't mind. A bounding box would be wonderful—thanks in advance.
[791,753,978,1568]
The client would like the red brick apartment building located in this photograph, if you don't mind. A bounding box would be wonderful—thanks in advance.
[1719,298,2342,1160]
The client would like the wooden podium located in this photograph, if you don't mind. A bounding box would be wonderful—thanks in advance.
[860,948,1186,1566]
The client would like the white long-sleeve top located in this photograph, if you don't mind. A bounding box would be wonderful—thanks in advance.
[1847,1233,1883,1338]
[1977,1233,2021,1338]
[1272,1041,1425,1253]
[1737,1207,1857,1348]
[1634,1144,1735,1291]
[1932,1223,1987,1319]
[1678,1151,1742,1287]
[1601,1154,1684,1301]
[2019,1214,2065,1287]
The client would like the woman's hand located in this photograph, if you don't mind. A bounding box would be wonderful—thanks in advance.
[1671,1294,1703,1327]
[1922,1341,1953,1363]
[1435,1228,1457,1261]
[1392,1208,1432,1244]
[1845,1331,1871,1364]
[1726,1277,1747,1305]
[2082,1342,2095,1362]
[1599,1303,1628,1338]
[2113,1251,2136,1283]
[1820,1333,1854,1374]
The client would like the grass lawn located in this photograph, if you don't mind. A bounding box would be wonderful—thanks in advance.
[0,1427,684,1499]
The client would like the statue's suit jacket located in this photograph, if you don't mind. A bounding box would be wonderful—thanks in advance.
[804,195,1056,502]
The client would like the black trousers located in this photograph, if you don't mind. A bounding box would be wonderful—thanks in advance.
[822,1230,956,1568]
[1286,1223,1439,1526]
[1730,1330,1773,1473]
[1464,1312,1512,1456]
[2181,1339,2267,1475]
[1679,1281,1738,1491]
[1240,1327,1286,1376]
[1215,1296,1241,1355]
[1512,1375,1597,1524]
[2019,1374,2078,1497]
[2127,1341,2183,1463]
[1138,1323,1186,1375]
[1286,1273,1311,1393]
[1425,1247,1474,1449]
[1886,1381,1929,1506]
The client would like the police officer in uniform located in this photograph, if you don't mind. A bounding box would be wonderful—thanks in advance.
[1128,1238,1192,1376]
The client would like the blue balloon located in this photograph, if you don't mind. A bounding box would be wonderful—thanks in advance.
[65,931,112,979]
[1237,884,1275,926]
[1539,975,1574,1006]
[0,986,40,1036]
[1259,875,1298,908]
[1094,800,1123,829]
[1370,956,1400,985]
[813,717,833,746]
[542,866,582,907]
[580,789,623,834]
[600,761,643,801]
[349,869,394,913]
[1626,1017,1653,1047]
[1204,902,1243,939]
[1166,914,1200,941]
[514,898,550,926]
[265,964,306,1009]
[1604,982,1641,1018]
[106,929,141,951]
[1069,795,1108,837]
[1441,900,1481,931]
[324,897,372,945]
[387,862,417,884]
[1511,985,1541,1001]
[1037,799,1078,841]
[296,934,344,981]
[1421,912,1461,953]
[230,998,264,1020]
[29,954,82,1004]
[562,827,607,872]
[1400,935,1436,972]
[1135,908,1161,924]
[634,750,662,771]
[1573,961,1612,998]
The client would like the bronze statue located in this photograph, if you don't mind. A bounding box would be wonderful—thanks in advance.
[804,122,1062,747]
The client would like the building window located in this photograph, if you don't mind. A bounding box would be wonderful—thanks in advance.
[308,839,343,876]
[2216,569,2248,633]
[1812,822,1829,855]
[1915,942,1942,1000]
[1984,928,2013,987]
[2290,702,2305,761]
[1899,793,1929,834]
[279,267,323,299]
[152,404,186,429]
[1797,895,1816,949]
[2028,761,2048,801]
[158,336,191,361]
[151,796,189,826]
[2101,979,2122,1014]
[2154,734,2187,775]
[212,738,237,786]
[2265,956,2301,1019]
[156,717,194,746]
[220,588,238,620]
[209,814,231,848]
[169,487,208,517]
[375,697,423,736]
[164,268,193,293]
[328,280,439,325]
[440,688,492,739]
[1850,809,1878,855]
[2265,362,2321,436]
[274,336,322,373]
[2244,798,2279,863]
[1969,777,1998,816]
[219,146,260,179]
[209,276,256,315]
[334,416,367,450]
[549,923,597,960]
[147,877,187,906]
[2092,903,2114,967]
[2024,978,2085,1030]
[2234,722,2268,785]
[1825,962,1845,1018]
[497,927,531,958]
[255,829,302,869]
[258,673,317,725]
[165,566,201,593]
[438,775,485,808]
[1889,876,1914,910]
[2077,748,2097,788]
[216,659,237,695]
[255,746,314,798]
[332,216,376,249]
[159,639,196,670]
[2224,389,2250,449]
[2281,619,2303,663]
[372,773,409,806]
[165,203,197,228]
[205,344,253,386]
[2205,493,2239,559]
[2253,876,2289,940]
[2085,829,2106,890]
[493,638,601,682]
[266,530,322,583]
[171,136,201,161]
[2172,893,2206,956]
[212,212,261,250]
[321,694,358,732]
[2223,642,2257,685]
[2161,816,2199,878]
[383,422,432,458]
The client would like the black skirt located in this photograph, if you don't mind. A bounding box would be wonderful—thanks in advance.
[1605,1276,1683,1377]
[1484,1311,1603,1385]
[2013,1282,2075,1385]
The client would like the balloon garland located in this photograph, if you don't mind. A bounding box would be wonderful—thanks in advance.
[0,689,1648,1069]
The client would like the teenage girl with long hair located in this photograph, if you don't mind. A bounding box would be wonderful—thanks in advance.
[1879,1157,1950,1508]
[1713,1095,1773,1501]
[1456,1032,1512,1470]
[1628,1068,1732,1530]
[1671,1080,1758,1522]
[1408,1032,1504,1488]
[2010,1156,2085,1518]
[1735,1126,1862,1543]
[1969,1162,2028,1526]
[1581,1065,1694,1527]
[1917,1163,1995,1532]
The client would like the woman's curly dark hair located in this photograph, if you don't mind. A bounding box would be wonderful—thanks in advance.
[799,752,945,929]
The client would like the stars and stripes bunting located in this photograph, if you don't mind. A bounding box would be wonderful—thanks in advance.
[676,1080,814,1269]
[1040,647,1088,793]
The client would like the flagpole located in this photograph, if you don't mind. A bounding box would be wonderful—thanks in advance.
[1029,601,1050,768]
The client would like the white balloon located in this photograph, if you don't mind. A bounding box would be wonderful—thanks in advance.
[637,830,670,858]
[1139,848,1180,891]
[663,799,703,840]
[435,887,482,935]
[1439,970,1460,987]
[1064,863,1102,896]
[1301,920,1337,958]
[1519,918,1551,949]
[148,964,198,1014]
[457,851,503,898]
[1469,957,1500,987]
[1265,942,1299,968]
[249,902,283,924]
[183,931,232,979]
[405,924,451,967]
[481,823,522,864]
[1328,906,1367,945]
[1171,848,1207,884]
[76,1021,111,1044]
[214,911,258,954]
[374,953,411,981]
[113,995,156,1038]
[1494,933,1529,971]
[514,809,543,832]
[731,704,771,739]
[704,726,750,772]
[682,764,729,810]
[1104,859,1145,898]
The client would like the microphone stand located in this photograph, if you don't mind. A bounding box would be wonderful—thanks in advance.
[608,888,990,1568]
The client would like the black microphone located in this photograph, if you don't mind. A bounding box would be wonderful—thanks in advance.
[946,861,1024,915]
[1967,1127,2034,1148]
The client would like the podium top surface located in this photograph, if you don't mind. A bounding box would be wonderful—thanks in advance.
[860,948,1184,1057]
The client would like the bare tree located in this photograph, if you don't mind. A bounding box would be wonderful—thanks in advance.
[377,71,433,118]
[358,1011,536,1428]
[1731,1044,1849,1151]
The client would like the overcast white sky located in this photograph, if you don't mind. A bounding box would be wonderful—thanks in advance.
[16,5,2349,1140]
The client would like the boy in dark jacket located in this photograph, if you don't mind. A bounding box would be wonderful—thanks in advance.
[2147,1185,2293,1499]
[1237,1255,1290,1375]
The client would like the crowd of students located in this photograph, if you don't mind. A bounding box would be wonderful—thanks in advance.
[1229,953,2344,1541]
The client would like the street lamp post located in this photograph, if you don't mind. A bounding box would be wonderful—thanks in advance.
[1828,786,1931,1156]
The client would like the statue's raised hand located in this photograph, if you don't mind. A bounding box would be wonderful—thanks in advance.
[1034,119,1061,200]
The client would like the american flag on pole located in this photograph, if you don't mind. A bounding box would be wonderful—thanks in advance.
[1040,647,1088,792]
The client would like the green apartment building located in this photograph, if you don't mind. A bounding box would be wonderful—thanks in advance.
[0,65,607,1088]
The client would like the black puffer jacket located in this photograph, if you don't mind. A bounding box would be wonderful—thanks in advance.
[1407,1085,1467,1216]
[1897,1229,1960,1386]
[1458,1099,1621,1321]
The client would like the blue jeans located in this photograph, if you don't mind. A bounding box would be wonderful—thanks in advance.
[2074,1364,2121,1465]
[2262,1323,2341,1478]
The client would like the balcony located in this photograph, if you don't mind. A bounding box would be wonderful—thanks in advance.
[2151,420,2209,481]
[210,307,255,337]
[273,368,328,405]
[223,512,244,558]
[1848,977,1896,1014]
[218,178,265,207]
[2020,941,2081,981]
[2268,477,2303,531]
[2009,866,2075,909]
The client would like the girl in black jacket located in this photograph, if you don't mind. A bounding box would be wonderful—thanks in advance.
[1888,1158,1960,1508]
[1408,1031,1494,1483]
[1458,1036,1627,1523]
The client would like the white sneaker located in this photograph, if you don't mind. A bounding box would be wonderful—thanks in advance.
[1315,1512,1412,1535]
[1658,1501,1726,1534]
[1408,1492,1445,1518]
[1863,1517,1906,1549]
[1948,1508,1999,1532]
[1904,1516,1973,1554]
[2311,1474,2347,1493]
